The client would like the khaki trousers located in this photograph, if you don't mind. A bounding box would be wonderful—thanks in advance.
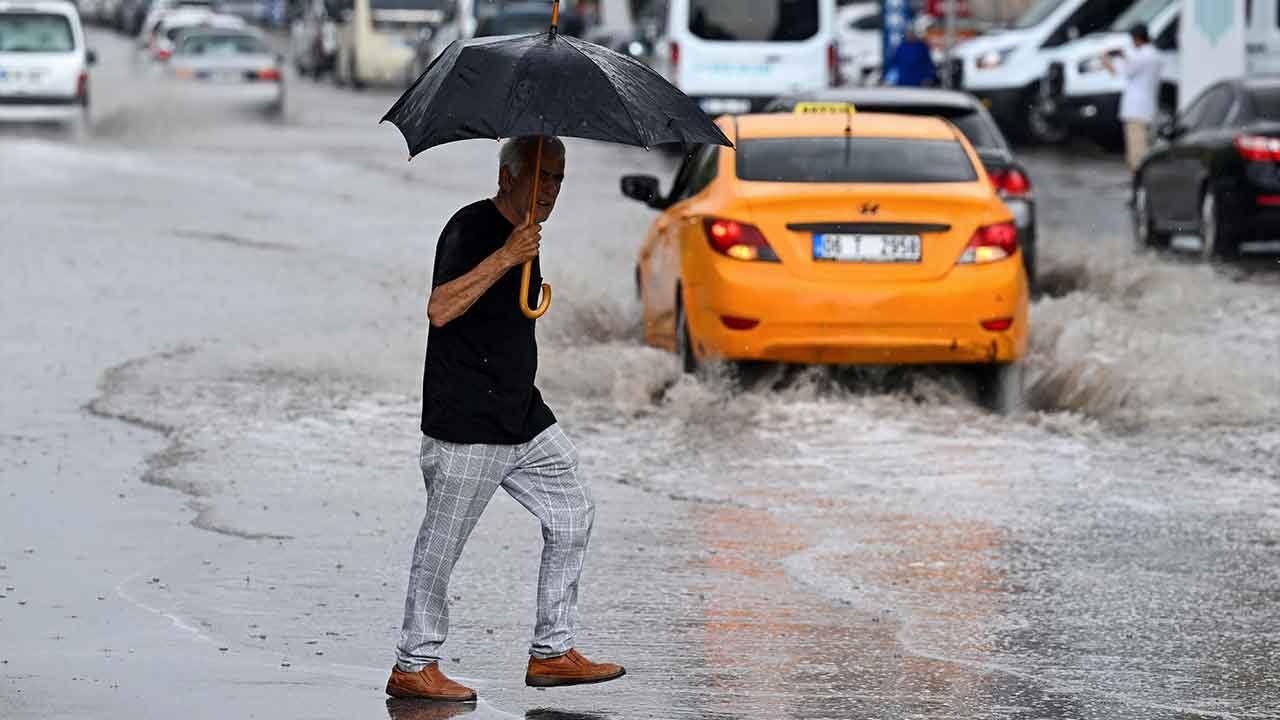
[1124,121,1151,171]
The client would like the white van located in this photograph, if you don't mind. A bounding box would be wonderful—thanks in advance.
[950,0,1135,143]
[1041,0,1180,147]
[1247,0,1280,75]
[332,0,448,88]
[0,0,95,132]
[650,0,838,115]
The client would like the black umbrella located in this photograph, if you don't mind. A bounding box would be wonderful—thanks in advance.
[381,0,733,319]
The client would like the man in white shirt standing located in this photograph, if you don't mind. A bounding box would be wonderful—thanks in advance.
[1105,23,1163,172]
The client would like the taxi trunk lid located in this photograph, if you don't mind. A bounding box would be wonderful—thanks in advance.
[739,182,1007,283]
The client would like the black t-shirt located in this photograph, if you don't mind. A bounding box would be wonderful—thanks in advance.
[421,199,556,444]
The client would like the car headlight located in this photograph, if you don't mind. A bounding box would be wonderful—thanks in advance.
[976,47,1015,70]
[1077,55,1107,74]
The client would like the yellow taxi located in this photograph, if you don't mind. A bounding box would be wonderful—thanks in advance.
[619,105,1029,408]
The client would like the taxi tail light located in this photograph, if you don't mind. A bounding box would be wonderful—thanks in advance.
[981,317,1014,331]
[1235,134,1280,161]
[958,222,1017,264]
[256,67,282,81]
[703,218,780,262]
[827,42,841,86]
[989,168,1030,197]
[76,71,88,100]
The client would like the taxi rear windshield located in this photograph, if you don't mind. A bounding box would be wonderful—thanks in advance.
[0,13,74,53]
[736,137,978,183]
[688,0,819,42]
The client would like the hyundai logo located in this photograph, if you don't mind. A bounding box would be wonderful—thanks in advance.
[860,203,879,215]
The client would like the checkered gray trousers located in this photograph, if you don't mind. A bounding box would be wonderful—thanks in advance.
[396,424,594,670]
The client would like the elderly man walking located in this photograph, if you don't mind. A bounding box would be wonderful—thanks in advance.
[386,136,625,702]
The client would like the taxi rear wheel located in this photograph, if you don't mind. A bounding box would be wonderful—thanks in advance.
[675,298,697,375]
[976,362,1025,415]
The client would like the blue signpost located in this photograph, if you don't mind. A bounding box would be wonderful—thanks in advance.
[881,0,913,85]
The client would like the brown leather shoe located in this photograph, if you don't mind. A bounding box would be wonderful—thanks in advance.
[525,649,626,688]
[386,664,477,702]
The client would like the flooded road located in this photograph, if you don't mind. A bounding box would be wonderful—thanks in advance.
[2,28,1279,720]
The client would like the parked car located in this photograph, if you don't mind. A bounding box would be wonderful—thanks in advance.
[834,0,879,86]
[1133,76,1280,260]
[473,1,583,37]
[620,111,1028,411]
[767,87,1039,285]
[289,0,338,77]
[649,0,840,115]
[950,0,1134,143]
[0,0,96,135]
[1041,0,1180,150]
[166,26,284,115]
[331,0,448,88]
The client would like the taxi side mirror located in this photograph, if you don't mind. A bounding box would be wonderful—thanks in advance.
[621,174,664,209]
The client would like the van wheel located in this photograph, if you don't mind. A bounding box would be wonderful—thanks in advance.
[976,362,1025,415]
[1024,87,1068,145]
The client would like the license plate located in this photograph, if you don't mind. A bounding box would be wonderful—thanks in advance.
[699,97,751,115]
[813,233,922,263]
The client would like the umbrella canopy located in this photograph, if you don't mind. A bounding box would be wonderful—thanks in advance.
[381,31,734,156]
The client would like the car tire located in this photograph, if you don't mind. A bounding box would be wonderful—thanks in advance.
[1022,235,1038,290]
[1132,179,1167,249]
[976,362,1025,415]
[675,296,697,375]
[1200,188,1239,261]
[1024,87,1069,145]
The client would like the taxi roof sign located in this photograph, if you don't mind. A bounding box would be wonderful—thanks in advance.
[793,102,856,114]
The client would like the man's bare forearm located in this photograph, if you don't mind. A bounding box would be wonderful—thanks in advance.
[427,249,515,327]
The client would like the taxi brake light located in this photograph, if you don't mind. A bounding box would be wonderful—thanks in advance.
[721,315,760,330]
[981,317,1013,331]
[703,218,780,262]
[958,222,1017,264]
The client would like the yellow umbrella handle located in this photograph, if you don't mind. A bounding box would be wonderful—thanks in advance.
[519,135,552,319]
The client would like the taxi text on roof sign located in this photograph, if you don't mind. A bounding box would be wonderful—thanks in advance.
[793,102,857,115]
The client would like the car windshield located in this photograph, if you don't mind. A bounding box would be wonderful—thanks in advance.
[1249,88,1280,120]
[846,105,1003,150]
[178,32,268,55]
[1013,0,1064,29]
[737,137,978,183]
[1109,0,1176,31]
[0,13,74,53]
[689,0,819,42]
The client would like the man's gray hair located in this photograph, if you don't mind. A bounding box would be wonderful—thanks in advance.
[499,136,566,177]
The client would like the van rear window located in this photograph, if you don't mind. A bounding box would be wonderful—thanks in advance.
[688,0,819,42]
[736,137,979,183]
[0,13,74,53]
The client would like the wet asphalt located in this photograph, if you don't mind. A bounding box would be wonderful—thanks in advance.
[2,27,1278,720]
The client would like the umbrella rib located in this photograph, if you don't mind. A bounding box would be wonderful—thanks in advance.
[563,38,649,149]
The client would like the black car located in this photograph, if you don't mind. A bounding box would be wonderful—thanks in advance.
[767,87,1039,285]
[474,2,584,37]
[1134,76,1280,259]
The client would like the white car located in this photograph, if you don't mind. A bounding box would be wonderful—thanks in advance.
[0,0,95,131]
[1040,0,1180,148]
[137,0,215,49]
[167,27,284,115]
[835,1,880,86]
[144,9,245,62]
[950,0,1135,143]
